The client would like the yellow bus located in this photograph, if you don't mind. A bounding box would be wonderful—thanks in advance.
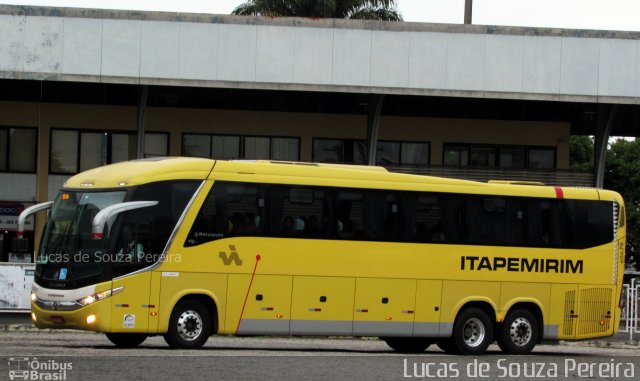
[23,158,626,355]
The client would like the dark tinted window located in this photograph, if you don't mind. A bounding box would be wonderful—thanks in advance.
[186,182,264,247]
[269,186,332,238]
[463,197,524,246]
[113,181,200,276]
[184,181,614,250]
[337,190,364,239]
[403,193,462,243]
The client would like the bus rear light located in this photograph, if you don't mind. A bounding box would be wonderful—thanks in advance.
[91,232,103,240]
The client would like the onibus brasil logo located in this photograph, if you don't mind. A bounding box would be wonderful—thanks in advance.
[8,357,72,380]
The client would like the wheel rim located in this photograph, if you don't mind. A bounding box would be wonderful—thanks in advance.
[463,317,485,347]
[176,309,203,341]
[509,317,532,346]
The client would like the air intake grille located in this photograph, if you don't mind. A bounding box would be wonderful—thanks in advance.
[563,290,576,336]
[577,288,612,335]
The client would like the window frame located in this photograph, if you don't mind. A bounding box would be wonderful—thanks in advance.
[0,126,38,174]
[312,138,430,166]
[49,128,169,175]
[184,179,613,250]
[443,143,556,169]
[181,133,301,161]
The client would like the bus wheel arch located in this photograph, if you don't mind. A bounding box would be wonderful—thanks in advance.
[450,302,496,355]
[105,333,147,348]
[497,303,542,354]
[164,294,218,349]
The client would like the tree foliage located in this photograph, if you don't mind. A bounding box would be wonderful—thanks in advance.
[232,0,403,21]
[604,138,640,270]
[569,135,593,171]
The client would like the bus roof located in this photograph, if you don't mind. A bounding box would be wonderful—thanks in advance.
[63,157,215,189]
[61,157,620,203]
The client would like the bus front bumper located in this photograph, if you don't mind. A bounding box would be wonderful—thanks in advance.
[31,299,111,332]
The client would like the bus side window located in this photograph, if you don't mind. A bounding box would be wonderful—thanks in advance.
[271,186,331,239]
[225,183,263,237]
[185,183,226,246]
[337,190,364,239]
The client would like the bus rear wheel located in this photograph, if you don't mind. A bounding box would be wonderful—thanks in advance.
[497,308,539,354]
[452,307,493,355]
[105,333,147,348]
[382,337,432,353]
[164,300,212,349]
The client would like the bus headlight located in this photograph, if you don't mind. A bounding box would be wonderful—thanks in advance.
[31,292,36,302]
[76,286,124,306]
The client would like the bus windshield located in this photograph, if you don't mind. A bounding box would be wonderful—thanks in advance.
[36,190,127,285]
[35,180,202,289]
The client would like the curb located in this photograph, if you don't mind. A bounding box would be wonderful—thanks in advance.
[560,339,640,349]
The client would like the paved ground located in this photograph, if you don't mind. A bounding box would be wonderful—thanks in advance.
[0,327,638,381]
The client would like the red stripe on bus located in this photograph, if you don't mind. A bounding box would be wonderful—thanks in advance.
[554,187,564,199]
[235,255,262,335]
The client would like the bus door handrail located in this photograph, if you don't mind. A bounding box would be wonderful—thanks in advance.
[91,201,158,240]
[17,201,54,238]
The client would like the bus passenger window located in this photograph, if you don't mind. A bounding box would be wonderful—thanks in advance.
[337,190,364,239]
[185,182,264,246]
[270,186,330,239]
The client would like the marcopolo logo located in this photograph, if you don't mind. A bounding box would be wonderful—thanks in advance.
[8,357,72,380]
[219,245,243,266]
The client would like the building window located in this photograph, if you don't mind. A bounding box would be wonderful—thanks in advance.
[50,129,169,174]
[0,127,37,173]
[401,142,430,166]
[529,149,555,169]
[313,138,429,166]
[270,137,299,161]
[313,139,342,163]
[212,135,241,159]
[443,144,555,169]
[182,134,299,161]
[244,137,270,159]
[443,146,468,166]
[499,148,526,169]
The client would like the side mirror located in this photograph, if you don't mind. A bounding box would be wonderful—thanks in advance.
[17,201,54,239]
[91,201,158,239]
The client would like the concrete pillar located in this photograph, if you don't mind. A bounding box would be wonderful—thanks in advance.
[136,85,149,159]
[464,0,473,24]
[594,104,618,188]
[366,95,384,166]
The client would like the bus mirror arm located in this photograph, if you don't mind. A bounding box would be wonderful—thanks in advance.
[91,201,159,240]
[17,201,54,239]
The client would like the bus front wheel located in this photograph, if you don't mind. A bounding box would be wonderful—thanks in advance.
[105,333,147,348]
[164,300,212,349]
[382,337,432,353]
[497,308,539,354]
[452,307,493,355]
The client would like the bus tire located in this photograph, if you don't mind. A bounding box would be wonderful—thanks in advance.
[382,337,432,353]
[105,333,147,348]
[452,307,493,355]
[164,300,212,349]
[497,308,539,354]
